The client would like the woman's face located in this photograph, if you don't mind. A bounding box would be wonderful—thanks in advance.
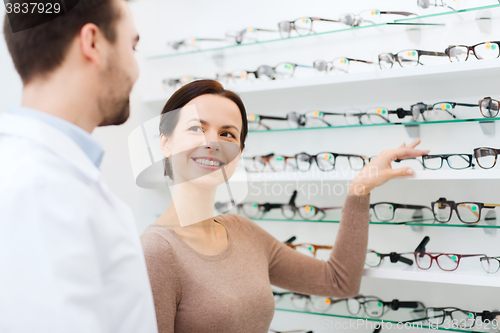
[160,94,243,188]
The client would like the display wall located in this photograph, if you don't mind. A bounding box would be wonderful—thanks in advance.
[132,0,500,332]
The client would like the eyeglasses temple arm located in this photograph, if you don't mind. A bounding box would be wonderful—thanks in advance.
[419,50,448,57]
[253,28,278,32]
[379,11,417,16]
[295,64,315,69]
[311,17,341,23]
[316,245,333,250]
[321,112,347,116]
[461,254,488,258]
[259,115,289,121]
[396,204,432,210]
[455,102,480,107]
[347,58,373,64]
[484,203,500,208]
[322,206,343,211]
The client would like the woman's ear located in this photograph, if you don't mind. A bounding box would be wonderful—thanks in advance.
[160,134,172,158]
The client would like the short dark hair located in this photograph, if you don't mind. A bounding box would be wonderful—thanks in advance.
[160,79,249,179]
[3,0,123,84]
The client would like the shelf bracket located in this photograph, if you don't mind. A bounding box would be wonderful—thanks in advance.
[404,124,420,138]
[409,224,423,232]
[475,10,492,33]
[211,51,225,68]
[484,210,497,235]
[479,121,495,136]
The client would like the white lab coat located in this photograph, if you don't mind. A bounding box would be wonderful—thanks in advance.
[0,113,158,333]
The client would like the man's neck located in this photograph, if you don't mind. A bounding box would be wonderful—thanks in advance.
[21,75,100,134]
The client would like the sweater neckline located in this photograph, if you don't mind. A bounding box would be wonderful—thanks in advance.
[151,214,232,261]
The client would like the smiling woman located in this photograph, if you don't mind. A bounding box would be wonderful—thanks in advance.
[140,79,429,333]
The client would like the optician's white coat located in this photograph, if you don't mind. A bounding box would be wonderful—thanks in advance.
[0,113,158,333]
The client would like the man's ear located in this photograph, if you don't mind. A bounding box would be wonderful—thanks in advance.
[160,134,172,158]
[80,23,102,65]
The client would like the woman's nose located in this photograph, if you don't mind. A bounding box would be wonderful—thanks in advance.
[207,141,221,151]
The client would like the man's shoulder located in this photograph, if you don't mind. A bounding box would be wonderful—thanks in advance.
[0,138,96,202]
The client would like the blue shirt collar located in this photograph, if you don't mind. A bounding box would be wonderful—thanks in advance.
[6,107,104,168]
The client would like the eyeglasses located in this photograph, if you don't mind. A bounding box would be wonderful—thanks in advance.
[247,114,288,130]
[431,197,500,224]
[273,291,345,313]
[421,154,474,170]
[216,70,258,84]
[414,252,486,271]
[167,38,228,50]
[285,242,333,257]
[162,76,210,90]
[248,111,347,130]
[290,293,346,312]
[335,10,416,27]
[480,256,500,274]
[225,27,277,44]
[243,153,296,172]
[445,41,500,62]
[277,11,416,38]
[474,147,500,169]
[238,203,341,220]
[313,57,373,73]
[365,250,414,267]
[378,49,448,69]
[344,108,402,125]
[294,152,367,171]
[479,97,500,118]
[253,62,314,80]
[417,0,456,10]
[347,295,424,318]
[410,101,478,121]
[278,17,340,38]
[425,308,500,329]
[370,202,433,222]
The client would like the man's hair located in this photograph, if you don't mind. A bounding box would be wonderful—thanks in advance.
[3,0,123,84]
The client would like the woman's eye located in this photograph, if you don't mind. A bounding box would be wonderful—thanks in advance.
[189,126,203,132]
[221,131,236,139]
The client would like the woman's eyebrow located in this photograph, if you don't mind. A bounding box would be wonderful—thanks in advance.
[221,124,240,133]
[188,118,240,133]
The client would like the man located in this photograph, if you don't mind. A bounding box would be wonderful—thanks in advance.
[0,1,158,332]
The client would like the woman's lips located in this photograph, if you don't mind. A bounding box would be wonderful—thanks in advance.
[191,156,225,170]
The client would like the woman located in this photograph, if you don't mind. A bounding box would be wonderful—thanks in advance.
[140,80,428,333]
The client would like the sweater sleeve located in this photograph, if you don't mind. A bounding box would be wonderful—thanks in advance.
[141,230,179,333]
[250,193,370,298]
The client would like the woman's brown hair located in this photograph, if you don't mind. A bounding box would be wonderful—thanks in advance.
[159,79,248,179]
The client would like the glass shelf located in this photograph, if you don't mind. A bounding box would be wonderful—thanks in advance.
[248,117,500,134]
[395,3,500,22]
[274,308,492,332]
[274,294,492,333]
[147,21,440,60]
[252,218,500,229]
[147,4,500,61]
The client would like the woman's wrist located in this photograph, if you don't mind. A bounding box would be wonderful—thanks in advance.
[348,179,373,196]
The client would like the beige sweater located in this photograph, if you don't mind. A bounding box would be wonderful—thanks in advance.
[141,193,370,333]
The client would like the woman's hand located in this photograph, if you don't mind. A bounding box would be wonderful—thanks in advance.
[349,139,429,196]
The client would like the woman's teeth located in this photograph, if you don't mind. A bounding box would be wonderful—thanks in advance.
[195,158,221,167]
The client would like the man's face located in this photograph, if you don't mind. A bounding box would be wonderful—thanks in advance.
[98,0,140,127]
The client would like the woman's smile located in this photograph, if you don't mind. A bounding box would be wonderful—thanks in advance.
[191,156,225,170]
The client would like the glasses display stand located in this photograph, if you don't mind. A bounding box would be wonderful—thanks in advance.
[139,0,500,331]
[146,4,500,61]
[479,121,496,136]
[273,293,489,333]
